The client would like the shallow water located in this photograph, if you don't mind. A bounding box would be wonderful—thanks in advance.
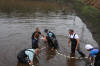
[0,12,98,66]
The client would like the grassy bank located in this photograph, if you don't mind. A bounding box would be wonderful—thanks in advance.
[67,0,100,45]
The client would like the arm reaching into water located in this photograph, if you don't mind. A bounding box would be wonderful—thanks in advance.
[88,53,94,63]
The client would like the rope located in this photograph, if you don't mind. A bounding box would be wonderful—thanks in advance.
[39,47,94,66]
[40,47,88,59]
[55,50,88,59]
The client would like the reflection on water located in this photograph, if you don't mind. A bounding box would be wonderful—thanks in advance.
[46,50,56,61]
[67,59,77,66]
[0,12,98,66]
[17,63,29,66]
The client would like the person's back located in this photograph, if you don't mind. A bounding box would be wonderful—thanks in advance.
[91,49,100,66]
[90,49,99,56]
[17,49,36,65]
[47,31,56,39]
[17,49,30,64]
[32,32,41,39]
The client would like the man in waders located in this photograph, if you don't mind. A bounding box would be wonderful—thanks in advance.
[68,29,85,57]
[44,29,58,51]
[85,44,100,66]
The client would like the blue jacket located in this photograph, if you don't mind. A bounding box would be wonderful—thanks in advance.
[90,49,99,57]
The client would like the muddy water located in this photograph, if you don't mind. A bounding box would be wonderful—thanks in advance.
[0,12,98,66]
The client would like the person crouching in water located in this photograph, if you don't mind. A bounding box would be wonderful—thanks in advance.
[85,44,100,66]
[68,29,85,57]
[44,29,58,51]
[17,48,40,66]
[32,32,40,49]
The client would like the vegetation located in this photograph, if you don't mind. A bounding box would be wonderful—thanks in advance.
[0,0,69,13]
[67,0,100,45]
[0,0,100,45]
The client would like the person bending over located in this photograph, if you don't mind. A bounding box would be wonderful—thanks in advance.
[17,48,40,66]
[85,44,100,66]
[44,29,58,51]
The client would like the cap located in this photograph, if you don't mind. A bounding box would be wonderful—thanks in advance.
[85,44,93,50]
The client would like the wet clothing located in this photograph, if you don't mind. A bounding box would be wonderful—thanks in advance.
[32,38,39,49]
[17,49,35,64]
[68,33,85,57]
[90,49,100,66]
[46,31,58,49]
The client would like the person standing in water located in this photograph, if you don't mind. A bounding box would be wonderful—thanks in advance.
[85,44,100,66]
[32,33,40,49]
[32,27,44,40]
[32,27,44,49]
[67,29,85,57]
[44,29,58,51]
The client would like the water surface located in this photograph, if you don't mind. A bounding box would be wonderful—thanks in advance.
[0,12,98,66]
